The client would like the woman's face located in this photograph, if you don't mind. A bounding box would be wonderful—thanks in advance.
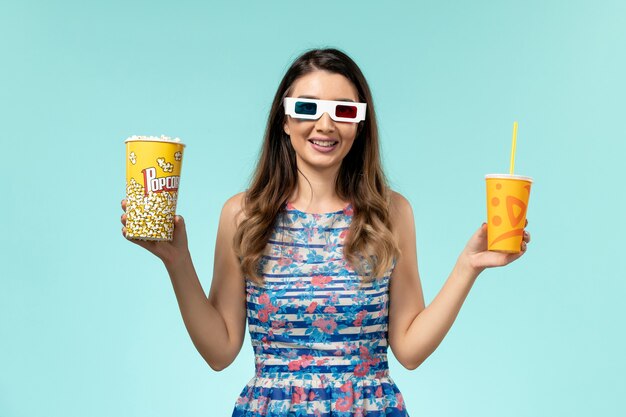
[283,70,361,173]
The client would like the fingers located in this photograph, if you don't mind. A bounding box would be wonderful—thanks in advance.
[121,199,127,237]
[173,215,184,232]
[521,229,530,252]
[475,222,487,236]
[121,197,127,225]
[121,198,130,239]
[121,199,127,228]
[523,219,531,245]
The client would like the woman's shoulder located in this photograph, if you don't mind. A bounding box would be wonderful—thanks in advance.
[221,192,247,228]
[224,191,246,208]
[388,190,415,232]
[389,190,413,216]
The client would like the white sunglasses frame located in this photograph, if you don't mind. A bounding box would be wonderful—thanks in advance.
[283,97,367,123]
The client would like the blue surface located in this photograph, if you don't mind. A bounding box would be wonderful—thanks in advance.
[1,1,624,416]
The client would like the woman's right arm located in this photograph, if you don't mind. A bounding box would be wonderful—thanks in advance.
[121,193,247,371]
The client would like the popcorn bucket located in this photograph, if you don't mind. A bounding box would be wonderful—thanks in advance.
[124,135,185,241]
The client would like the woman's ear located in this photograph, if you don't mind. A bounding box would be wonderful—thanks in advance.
[283,119,290,136]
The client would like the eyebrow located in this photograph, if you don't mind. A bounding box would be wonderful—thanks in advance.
[297,95,356,102]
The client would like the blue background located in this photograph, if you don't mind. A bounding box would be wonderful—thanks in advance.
[1,0,625,415]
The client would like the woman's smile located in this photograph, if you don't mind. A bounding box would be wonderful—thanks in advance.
[309,137,339,152]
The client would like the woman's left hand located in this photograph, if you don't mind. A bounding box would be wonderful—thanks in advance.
[460,220,531,275]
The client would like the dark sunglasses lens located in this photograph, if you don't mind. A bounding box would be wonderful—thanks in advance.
[294,101,317,115]
[335,105,357,119]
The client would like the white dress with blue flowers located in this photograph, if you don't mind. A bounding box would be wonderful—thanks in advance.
[231,202,409,416]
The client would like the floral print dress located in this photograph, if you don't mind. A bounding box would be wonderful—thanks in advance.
[232,202,409,417]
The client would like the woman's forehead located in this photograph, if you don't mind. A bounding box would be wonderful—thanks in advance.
[290,71,358,101]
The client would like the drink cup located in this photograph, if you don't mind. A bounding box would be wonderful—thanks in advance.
[125,135,185,241]
[485,174,533,253]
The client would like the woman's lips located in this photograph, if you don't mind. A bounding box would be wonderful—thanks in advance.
[308,139,338,153]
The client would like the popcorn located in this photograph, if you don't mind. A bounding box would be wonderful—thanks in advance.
[125,178,177,240]
[126,134,182,143]
[174,151,182,161]
[129,151,137,165]
[157,157,174,173]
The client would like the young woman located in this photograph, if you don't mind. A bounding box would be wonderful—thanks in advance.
[120,48,531,416]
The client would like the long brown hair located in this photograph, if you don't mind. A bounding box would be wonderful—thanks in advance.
[233,48,400,283]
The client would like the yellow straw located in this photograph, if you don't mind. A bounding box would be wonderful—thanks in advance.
[509,121,518,175]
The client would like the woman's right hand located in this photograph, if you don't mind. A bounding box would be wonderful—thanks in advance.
[121,198,191,267]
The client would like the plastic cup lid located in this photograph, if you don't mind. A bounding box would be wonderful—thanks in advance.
[485,173,533,183]
[124,135,185,146]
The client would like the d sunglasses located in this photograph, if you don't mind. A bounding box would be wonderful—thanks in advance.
[283,97,367,123]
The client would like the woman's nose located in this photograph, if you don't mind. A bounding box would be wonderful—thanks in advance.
[315,112,336,132]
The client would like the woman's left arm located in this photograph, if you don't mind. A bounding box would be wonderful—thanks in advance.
[387,192,530,370]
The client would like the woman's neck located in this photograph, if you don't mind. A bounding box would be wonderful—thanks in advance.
[289,164,348,212]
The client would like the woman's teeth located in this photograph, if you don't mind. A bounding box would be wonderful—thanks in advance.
[311,140,338,147]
